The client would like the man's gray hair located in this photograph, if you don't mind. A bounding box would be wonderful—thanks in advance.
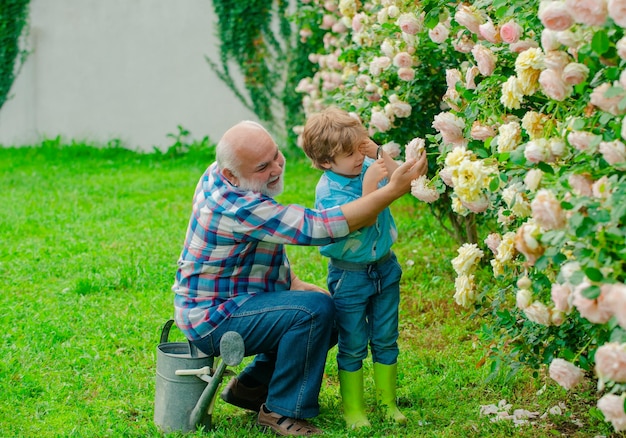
[215,120,269,175]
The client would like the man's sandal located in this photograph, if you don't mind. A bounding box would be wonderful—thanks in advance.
[257,404,323,436]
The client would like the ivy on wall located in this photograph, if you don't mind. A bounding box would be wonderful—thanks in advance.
[0,0,30,112]
[208,0,316,150]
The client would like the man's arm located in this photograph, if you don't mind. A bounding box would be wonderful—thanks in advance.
[341,154,427,232]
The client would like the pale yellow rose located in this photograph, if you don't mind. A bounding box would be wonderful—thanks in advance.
[501,76,524,109]
[452,243,485,275]
[524,301,551,325]
[454,274,477,307]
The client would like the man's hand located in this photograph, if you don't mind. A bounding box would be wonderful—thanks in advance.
[388,152,427,194]
[291,276,331,296]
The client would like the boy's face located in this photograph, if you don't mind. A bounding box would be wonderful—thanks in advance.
[322,138,375,178]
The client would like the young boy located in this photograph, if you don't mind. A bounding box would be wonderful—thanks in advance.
[301,107,408,429]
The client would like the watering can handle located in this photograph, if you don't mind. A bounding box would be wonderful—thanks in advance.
[159,319,202,358]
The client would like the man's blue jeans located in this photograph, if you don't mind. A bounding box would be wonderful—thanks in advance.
[327,252,402,372]
[191,291,335,419]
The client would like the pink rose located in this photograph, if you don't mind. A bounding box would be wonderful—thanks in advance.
[544,51,570,72]
[352,13,367,33]
[565,0,608,26]
[470,121,496,141]
[515,221,544,265]
[465,66,480,90]
[382,141,401,158]
[524,301,551,325]
[397,67,415,82]
[446,69,463,88]
[562,62,589,85]
[525,139,553,163]
[453,30,475,53]
[428,22,450,43]
[439,167,454,187]
[603,283,626,330]
[500,20,523,44]
[432,112,466,146]
[608,0,626,28]
[397,13,422,35]
[618,36,626,60]
[389,99,412,118]
[549,358,585,389]
[461,195,490,213]
[593,175,612,198]
[405,137,425,160]
[542,29,561,51]
[411,176,440,203]
[510,39,540,53]
[454,4,484,35]
[539,68,572,101]
[597,394,626,432]
[393,52,413,68]
[551,283,573,312]
[331,21,348,34]
[370,110,391,133]
[599,140,626,168]
[590,83,626,115]
[572,281,613,324]
[531,189,566,230]
[320,15,337,30]
[539,1,575,31]
[478,20,500,44]
[568,173,594,196]
[472,44,496,76]
[595,342,626,382]
[484,233,501,254]
[567,130,597,151]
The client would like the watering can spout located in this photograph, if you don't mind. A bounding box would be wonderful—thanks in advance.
[188,331,245,430]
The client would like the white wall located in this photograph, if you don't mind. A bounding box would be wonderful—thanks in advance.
[0,0,257,151]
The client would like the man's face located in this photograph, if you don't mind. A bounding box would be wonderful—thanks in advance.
[231,136,286,197]
[237,153,286,197]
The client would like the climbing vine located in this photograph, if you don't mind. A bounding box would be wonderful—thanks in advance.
[207,0,320,150]
[0,0,30,112]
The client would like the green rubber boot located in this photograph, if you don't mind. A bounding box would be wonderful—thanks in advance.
[338,368,371,429]
[373,362,407,424]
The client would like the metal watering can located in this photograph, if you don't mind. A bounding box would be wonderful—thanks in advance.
[154,320,245,433]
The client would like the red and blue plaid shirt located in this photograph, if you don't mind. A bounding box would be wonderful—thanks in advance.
[173,163,349,340]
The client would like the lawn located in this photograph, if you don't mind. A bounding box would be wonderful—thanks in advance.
[0,141,616,437]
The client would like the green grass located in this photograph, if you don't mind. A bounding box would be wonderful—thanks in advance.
[0,142,619,437]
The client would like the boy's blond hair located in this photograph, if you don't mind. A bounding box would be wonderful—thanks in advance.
[301,107,370,170]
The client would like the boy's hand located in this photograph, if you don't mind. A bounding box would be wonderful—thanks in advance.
[358,139,379,159]
[363,158,388,194]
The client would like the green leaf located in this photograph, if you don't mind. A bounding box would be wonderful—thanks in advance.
[424,8,441,29]
[582,284,601,299]
[553,253,567,265]
[537,162,554,174]
[584,267,604,282]
[592,30,610,55]
[489,177,500,191]
[575,217,596,237]
[571,118,586,130]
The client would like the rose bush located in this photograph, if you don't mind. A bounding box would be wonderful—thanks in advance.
[292,0,626,431]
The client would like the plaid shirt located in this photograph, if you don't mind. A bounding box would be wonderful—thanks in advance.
[173,162,349,341]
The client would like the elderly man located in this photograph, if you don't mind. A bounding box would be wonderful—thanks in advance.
[172,120,426,436]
